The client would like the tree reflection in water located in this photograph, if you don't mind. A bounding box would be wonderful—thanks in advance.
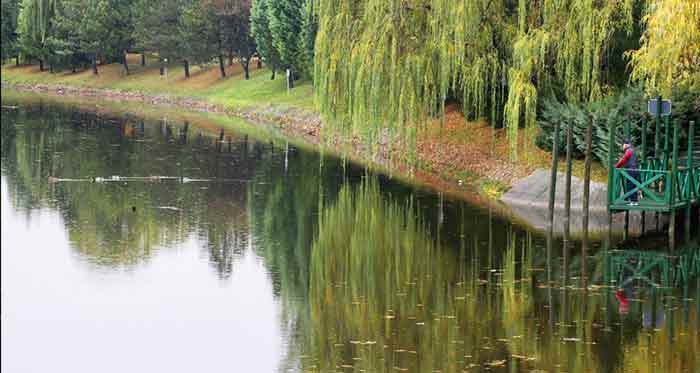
[1,98,697,372]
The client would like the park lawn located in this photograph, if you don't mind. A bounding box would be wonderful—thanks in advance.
[1,53,315,111]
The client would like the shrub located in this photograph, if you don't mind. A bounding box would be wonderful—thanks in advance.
[537,85,700,168]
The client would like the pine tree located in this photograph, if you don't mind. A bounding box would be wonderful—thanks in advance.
[1,0,20,64]
[251,0,281,78]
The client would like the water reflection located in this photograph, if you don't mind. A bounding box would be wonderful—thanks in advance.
[1,97,698,372]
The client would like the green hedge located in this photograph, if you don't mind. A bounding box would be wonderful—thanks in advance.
[537,85,700,168]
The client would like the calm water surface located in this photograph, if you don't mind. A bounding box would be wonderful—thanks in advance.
[1,97,698,372]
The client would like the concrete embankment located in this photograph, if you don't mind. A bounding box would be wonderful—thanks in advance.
[500,169,661,237]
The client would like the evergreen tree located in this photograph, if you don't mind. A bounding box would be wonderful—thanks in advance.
[133,0,184,77]
[211,0,256,80]
[250,0,281,79]
[180,0,220,78]
[1,0,20,64]
[261,0,315,79]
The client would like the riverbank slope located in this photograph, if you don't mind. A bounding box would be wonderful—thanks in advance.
[2,57,610,230]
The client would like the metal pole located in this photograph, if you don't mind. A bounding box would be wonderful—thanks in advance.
[548,122,561,236]
[565,121,573,246]
[582,116,593,287]
[686,121,695,243]
[664,115,671,166]
[655,97,662,232]
[625,116,632,239]
[608,120,616,248]
[641,119,647,233]
[670,122,679,251]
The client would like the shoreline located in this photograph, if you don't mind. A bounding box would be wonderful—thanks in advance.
[1,80,620,236]
[0,81,515,213]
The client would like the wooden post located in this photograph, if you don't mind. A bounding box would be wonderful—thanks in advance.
[547,122,561,236]
[641,119,647,233]
[686,121,695,243]
[664,116,671,166]
[670,122,679,251]
[582,116,593,287]
[655,99,662,231]
[564,121,573,243]
[608,120,616,247]
[623,120,630,239]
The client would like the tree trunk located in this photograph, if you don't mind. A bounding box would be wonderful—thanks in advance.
[72,64,76,73]
[228,51,233,66]
[92,54,98,75]
[159,58,164,76]
[214,54,224,78]
[257,58,262,69]
[15,56,20,66]
[141,53,146,66]
[286,69,294,90]
[122,51,130,75]
[271,68,275,80]
[242,59,249,80]
[39,59,44,71]
[184,59,190,78]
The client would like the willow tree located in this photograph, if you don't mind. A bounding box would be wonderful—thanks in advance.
[315,0,640,162]
[627,0,700,95]
[16,0,57,70]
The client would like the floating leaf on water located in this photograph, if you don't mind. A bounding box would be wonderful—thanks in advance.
[350,340,361,344]
[486,360,506,367]
[562,337,581,342]
[416,322,425,326]
[511,354,536,361]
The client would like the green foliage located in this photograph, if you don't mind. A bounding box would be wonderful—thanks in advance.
[1,0,20,61]
[250,0,280,74]
[179,0,220,66]
[314,0,641,162]
[537,85,700,167]
[253,0,314,77]
[133,0,184,64]
[48,0,134,72]
[16,0,57,62]
[214,0,257,78]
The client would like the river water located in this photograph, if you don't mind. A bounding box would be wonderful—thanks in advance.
[1,96,698,372]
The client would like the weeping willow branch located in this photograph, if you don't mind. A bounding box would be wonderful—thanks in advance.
[315,0,638,162]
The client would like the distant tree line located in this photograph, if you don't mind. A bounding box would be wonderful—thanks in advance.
[0,0,317,81]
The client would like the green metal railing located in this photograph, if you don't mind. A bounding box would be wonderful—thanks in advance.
[611,166,700,210]
[608,119,698,212]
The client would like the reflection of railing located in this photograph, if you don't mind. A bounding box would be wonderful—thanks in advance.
[607,249,700,288]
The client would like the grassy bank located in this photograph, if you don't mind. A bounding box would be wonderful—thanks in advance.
[1,55,608,200]
[1,54,314,111]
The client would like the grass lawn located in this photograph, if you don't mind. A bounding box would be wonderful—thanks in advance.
[1,53,315,111]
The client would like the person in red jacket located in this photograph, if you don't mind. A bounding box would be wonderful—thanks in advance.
[615,139,640,205]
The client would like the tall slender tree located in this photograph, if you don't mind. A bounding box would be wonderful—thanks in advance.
[16,0,58,71]
[1,0,21,65]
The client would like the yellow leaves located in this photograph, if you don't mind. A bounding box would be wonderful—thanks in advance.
[628,0,700,94]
